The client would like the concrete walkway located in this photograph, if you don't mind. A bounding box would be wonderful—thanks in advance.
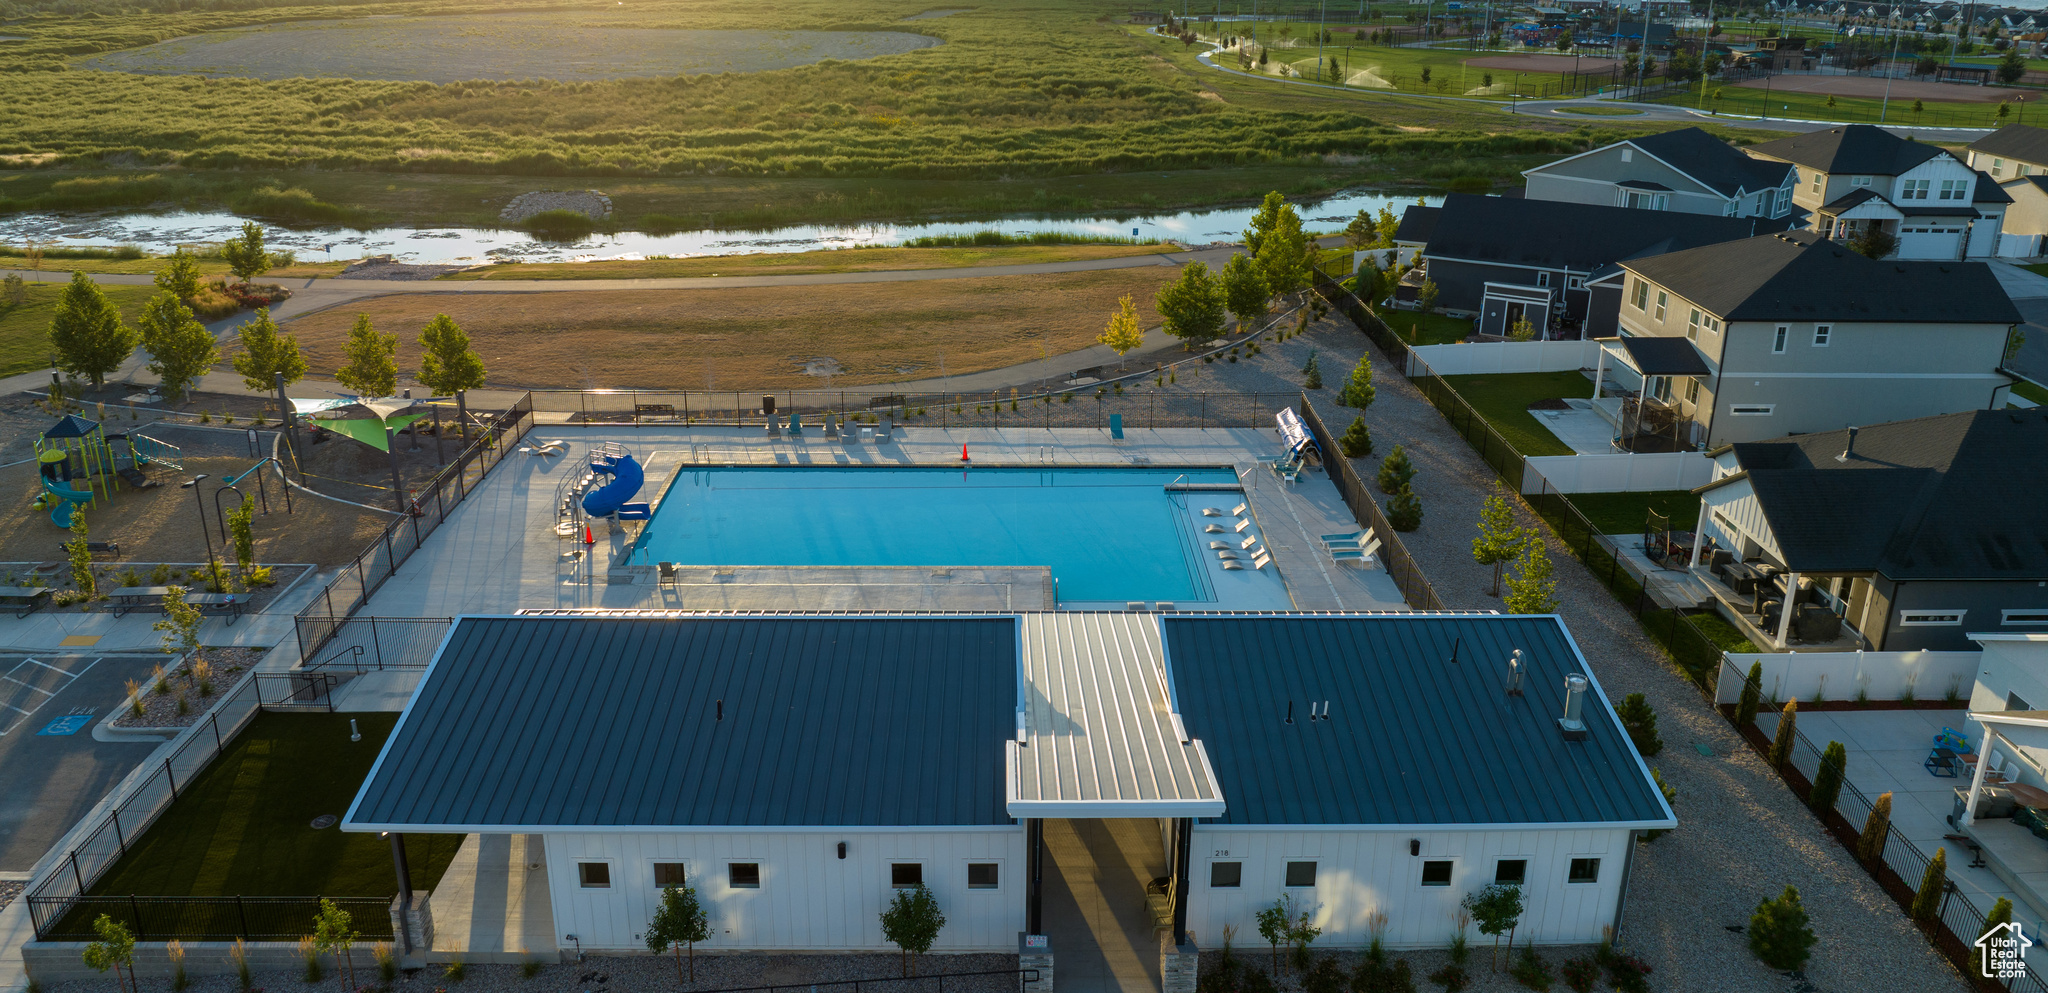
[426,834,557,964]
[1041,819,1165,993]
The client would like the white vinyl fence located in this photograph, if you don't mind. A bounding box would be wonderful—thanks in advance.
[1522,452,1717,495]
[1404,339,1600,377]
[1714,650,1981,706]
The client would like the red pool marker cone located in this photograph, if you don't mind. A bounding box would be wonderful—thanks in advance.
[961,444,970,462]
[583,524,595,545]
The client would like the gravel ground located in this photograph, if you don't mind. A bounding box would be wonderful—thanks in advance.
[0,878,21,913]
[1202,946,1614,992]
[111,645,266,728]
[1171,308,1969,993]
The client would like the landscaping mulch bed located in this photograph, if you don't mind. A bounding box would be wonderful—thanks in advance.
[111,646,265,730]
[0,563,313,614]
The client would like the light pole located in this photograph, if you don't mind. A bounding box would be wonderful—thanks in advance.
[1879,6,1903,123]
[181,474,214,566]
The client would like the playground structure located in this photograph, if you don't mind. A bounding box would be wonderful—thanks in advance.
[555,442,650,535]
[33,414,183,527]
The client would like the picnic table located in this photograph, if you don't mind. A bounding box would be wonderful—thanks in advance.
[0,586,52,618]
[108,586,179,617]
[185,593,244,625]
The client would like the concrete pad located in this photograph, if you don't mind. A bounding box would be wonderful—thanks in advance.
[429,834,558,962]
[1041,819,1166,993]
[331,670,426,712]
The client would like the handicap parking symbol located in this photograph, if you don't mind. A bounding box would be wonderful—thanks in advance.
[37,714,93,736]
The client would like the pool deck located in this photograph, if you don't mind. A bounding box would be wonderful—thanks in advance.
[349,426,1408,618]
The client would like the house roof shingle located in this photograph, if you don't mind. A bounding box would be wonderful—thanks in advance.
[1419,194,1788,273]
[1968,124,2048,167]
[1393,204,1441,244]
[1620,230,2020,323]
[1624,126,1798,198]
[1748,124,1946,175]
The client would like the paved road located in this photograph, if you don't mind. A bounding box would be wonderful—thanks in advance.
[0,655,163,873]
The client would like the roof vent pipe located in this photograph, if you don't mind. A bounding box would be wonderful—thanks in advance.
[1836,426,1859,463]
[1285,701,1295,725]
[1558,675,1589,741]
[716,699,724,722]
[1506,650,1525,697]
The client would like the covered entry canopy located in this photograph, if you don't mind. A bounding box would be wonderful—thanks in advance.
[1612,335,1712,377]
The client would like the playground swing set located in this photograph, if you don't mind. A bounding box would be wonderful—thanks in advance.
[32,414,189,528]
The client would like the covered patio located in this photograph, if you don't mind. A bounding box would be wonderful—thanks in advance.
[1955,710,2048,929]
[1590,336,1711,453]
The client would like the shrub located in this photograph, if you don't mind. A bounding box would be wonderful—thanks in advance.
[1747,885,1816,971]
[1616,693,1662,757]
[1642,768,1677,842]
[1351,952,1414,993]
[1302,956,1346,993]
[443,959,467,982]
[1339,353,1376,408]
[374,943,396,983]
[521,959,545,979]
[1427,964,1468,991]
[1983,896,2015,946]
[1558,957,1598,993]
[1857,792,1893,864]
[1736,660,1764,726]
[1809,740,1847,814]
[1303,351,1322,389]
[231,938,253,989]
[1768,700,1798,769]
[1196,947,1277,993]
[1912,847,1947,922]
[1387,486,1423,532]
[1508,944,1553,990]
[1377,445,1415,494]
[297,936,322,983]
[1340,417,1372,458]
[150,563,172,585]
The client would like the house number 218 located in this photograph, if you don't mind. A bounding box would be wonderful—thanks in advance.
[1213,850,1230,857]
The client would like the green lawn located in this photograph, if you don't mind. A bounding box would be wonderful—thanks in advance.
[1438,371,1583,456]
[2023,263,2048,280]
[88,713,462,897]
[1565,490,1699,536]
[0,281,160,379]
[1682,609,1762,655]
[1658,84,2025,130]
[2014,379,2048,406]
[1384,311,1475,346]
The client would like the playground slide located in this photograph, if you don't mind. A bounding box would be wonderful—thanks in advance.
[581,452,652,521]
[41,476,93,527]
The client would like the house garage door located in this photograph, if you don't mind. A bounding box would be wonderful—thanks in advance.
[1896,223,1964,259]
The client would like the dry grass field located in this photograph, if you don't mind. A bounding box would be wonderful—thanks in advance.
[444,243,1171,280]
[283,268,1175,390]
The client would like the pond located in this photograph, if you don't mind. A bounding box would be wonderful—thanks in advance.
[0,189,1442,265]
[74,15,940,83]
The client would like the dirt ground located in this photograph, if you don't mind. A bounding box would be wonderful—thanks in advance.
[1466,53,1620,73]
[1729,73,2009,102]
[280,268,1177,390]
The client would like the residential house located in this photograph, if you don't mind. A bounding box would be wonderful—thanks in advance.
[1688,410,2048,652]
[1745,124,2007,259]
[1523,126,1798,218]
[1969,124,2048,181]
[1593,230,2021,451]
[1998,176,2048,257]
[1404,194,1789,338]
[343,612,1673,953]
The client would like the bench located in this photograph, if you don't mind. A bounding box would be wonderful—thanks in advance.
[58,541,120,559]
[0,587,52,618]
[108,586,179,617]
[634,403,677,420]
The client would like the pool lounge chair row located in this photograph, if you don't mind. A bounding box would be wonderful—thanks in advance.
[1320,528,1381,567]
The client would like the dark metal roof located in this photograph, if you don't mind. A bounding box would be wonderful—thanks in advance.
[1622,230,2021,324]
[1617,335,1712,376]
[1969,124,2048,168]
[1748,124,1946,176]
[345,616,1018,830]
[1394,204,1440,245]
[1420,194,1789,273]
[41,414,99,440]
[1165,615,1674,828]
[1732,410,2048,580]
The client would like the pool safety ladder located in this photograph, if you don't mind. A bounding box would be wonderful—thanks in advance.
[555,442,631,533]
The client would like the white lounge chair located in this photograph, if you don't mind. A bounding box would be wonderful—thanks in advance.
[1201,507,1226,517]
[1204,524,1228,534]
[1209,541,1233,550]
[1252,552,1273,570]
[1230,502,1249,516]
[1239,535,1258,550]
[1222,561,1245,571]
[1233,518,1252,533]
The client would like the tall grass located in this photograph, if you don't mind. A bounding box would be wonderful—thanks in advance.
[0,244,143,260]
[901,230,1160,247]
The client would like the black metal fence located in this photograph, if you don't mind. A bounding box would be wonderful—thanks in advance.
[300,616,454,673]
[31,895,393,943]
[1297,394,1444,611]
[689,969,1041,993]
[26,672,375,941]
[291,394,535,661]
[525,389,1320,432]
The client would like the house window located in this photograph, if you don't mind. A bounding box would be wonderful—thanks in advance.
[1898,610,1966,626]
[2001,610,2048,626]
[1210,862,1243,888]
[1776,187,1793,216]
[729,862,761,888]
[578,863,611,889]
[1285,861,1318,887]
[1655,292,1667,321]
[1852,175,1873,188]
[1567,276,1584,290]
[1994,157,2005,176]
[653,863,686,888]
[1687,309,1701,340]
[1420,861,1454,887]
[1495,860,1528,885]
[2010,692,2034,711]
[1903,179,1931,199]
[1729,404,1775,415]
[1810,171,1822,193]
[891,863,924,888]
[2024,164,2034,177]
[1632,280,1649,310]
[1813,324,1831,346]
[1773,326,1788,353]
[967,863,1000,889]
[1536,271,1551,288]
[1686,378,1700,403]
[1568,858,1601,884]
[1940,179,1964,200]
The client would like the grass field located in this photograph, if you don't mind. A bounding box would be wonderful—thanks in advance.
[1379,311,1473,346]
[86,713,462,897]
[1556,105,1647,116]
[4,255,347,279]
[1438,370,1585,457]
[2014,379,2048,406]
[444,243,1171,280]
[1564,490,1698,536]
[283,267,1177,390]
[0,281,158,378]
[1657,81,2034,129]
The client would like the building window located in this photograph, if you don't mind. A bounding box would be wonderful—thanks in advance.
[1687,309,1701,340]
[1655,292,1667,322]
[1421,861,1454,887]
[2010,692,2034,711]
[1568,858,1601,884]
[1813,324,1831,347]
[1852,175,1873,188]
[891,863,924,888]
[653,863,686,888]
[1285,861,1317,887]
[1632,280,1649,310]
[1620,147,1634,163]
[2001,610,2048,626]
[1685,378,1700,403]
[1495,860,1528,885]
[967,863,1000,889]
[1729,404,1775,416]
[1537,271,1551,288]
[1773,326,1788,353]
[1210,862,1242,888]
[1899,610,1967,626]
[1567,276,1584,290]
[2023,164,2034,177]
[1940,179,1964,200]
[1994,157,2005,177]
[578,863,611,889]
[1903,179,1930,200]
[1810,171,1822,193]
[729,862,761,888]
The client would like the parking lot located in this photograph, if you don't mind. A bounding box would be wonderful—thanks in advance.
[0,654,165,872]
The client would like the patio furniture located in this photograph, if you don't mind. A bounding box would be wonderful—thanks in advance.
[658,562,679,588]
[108,585,178,617]
[1943,831,1990,868]
[1760,598,1784,631]
[1720,561,1759,595]
[1144,877,1173,933]
[0,586,52,618]
[1320,531,1365,545]
[185,592,243,625]
[1927,747,1960,778]
[1951,787,2017,826]
[1109,413,1125,441]
[1793,603,1841,642]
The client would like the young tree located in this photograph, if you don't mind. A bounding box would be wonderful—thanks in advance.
[1768,700,1798,770]
[220,221,270,284]
[1982,897,2015,947]
[1254,894,1293,975]
[1154,262,1228,348]
[1809,740,1848,814]
[1303,351,1323,390]
[1287,902,1323,973]
[1376,445,1414,494]
[1340,417,1372,458]
[1462,883,1523,971]
[82,913,138,993]
[231,308,309,394]
[2000,48,2028,84]
[138,290,219,404]
[1470,488,1525,596]
[1501,536,1558,614]
[312,898,358,992]
[1747,886,1816,971]
[417,313,486,394]
[1508,316,1538,342]
[336,314,399,396]
[49,270,139,389]
[1243,190,1288,257]
[66,508,95,598]
[879,882,946,977]
[155,585,204,668]
[1342,209,1377,251]
[1098,293,1147,369]
[1387,485,1423,532]
[1257,203,1312,299]
[1221,252,1270,333]
[226,499,255,573]
[1339,353,1376,408]
[1736,660,1765,727]
[645,884,711,982]
[1616,693,1663,757]
[1416,279,1440,316]
[153,248,203,301]
[1857,792,1893,865]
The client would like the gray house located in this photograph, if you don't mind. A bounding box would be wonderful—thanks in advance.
[1690,410,2048,652]
[1408,194,1788,338]
[1747,124,2006,260]
[1966,124,2048,181]
[1601,230,2021,450]
[1523,127,1797,219]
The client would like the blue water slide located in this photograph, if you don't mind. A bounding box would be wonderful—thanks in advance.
[42,475,93,527]
[581,453,651,520]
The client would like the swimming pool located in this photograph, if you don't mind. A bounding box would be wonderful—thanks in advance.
[634,466,1239,603]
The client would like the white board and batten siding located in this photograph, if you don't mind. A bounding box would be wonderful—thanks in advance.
[1186,827,1634,949]
[544,829,1027,951]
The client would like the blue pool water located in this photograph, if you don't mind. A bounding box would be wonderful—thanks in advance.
[634,466,1237,602]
